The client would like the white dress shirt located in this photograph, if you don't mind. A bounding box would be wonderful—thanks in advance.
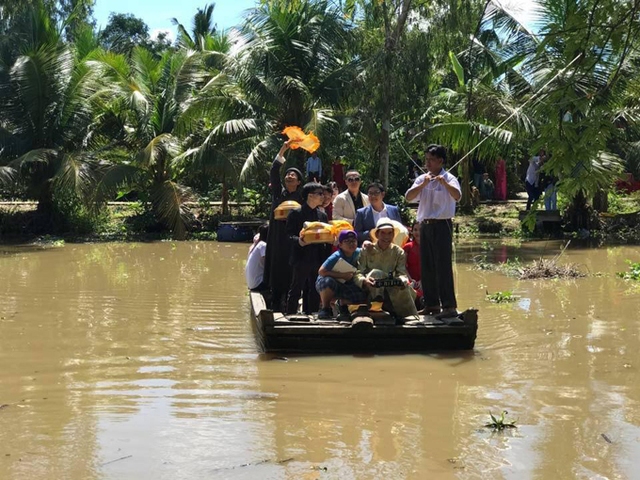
[372,205,388,225]
[412,169,461,221]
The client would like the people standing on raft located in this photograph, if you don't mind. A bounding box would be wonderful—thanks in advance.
[245,223,269,291]
[405,144,461,319]
[403,221,423,309]
[264,141,303,311]
[332,170,370,225]
[285,183,332,314]
[354,181,402,244]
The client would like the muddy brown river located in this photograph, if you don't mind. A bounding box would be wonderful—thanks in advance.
[1,240,640,479]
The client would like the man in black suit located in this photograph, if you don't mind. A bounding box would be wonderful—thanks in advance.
[285,182,332,314]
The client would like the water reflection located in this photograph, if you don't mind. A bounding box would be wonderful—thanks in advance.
[1,240,640,479]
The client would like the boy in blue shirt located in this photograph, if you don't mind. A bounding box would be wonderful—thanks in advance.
[315,230,367,320]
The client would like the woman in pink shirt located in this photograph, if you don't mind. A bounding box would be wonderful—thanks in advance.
[494,157,507,201]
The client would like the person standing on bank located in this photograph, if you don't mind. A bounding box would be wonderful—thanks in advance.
[264,141,303,311]
[306,151,322,182]
[525,149,545,210]
[405,144,461,318]
[354,182,402,244]
[332,170,370,225]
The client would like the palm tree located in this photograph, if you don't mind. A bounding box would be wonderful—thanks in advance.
[406,1,537,209]
[0,2,107,220]
[234,0,356,178]
[171,6,250,214]
[176,71,271,216]
[172,3,221,51]
[92,46,214,239]
[344,0,416,187]
[441,0,634,221]
[521,0,636,223]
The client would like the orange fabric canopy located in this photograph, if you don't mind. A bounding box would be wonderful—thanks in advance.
[282,126,320,153]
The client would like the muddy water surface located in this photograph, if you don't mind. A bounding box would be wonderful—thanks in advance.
[1,240,640,479]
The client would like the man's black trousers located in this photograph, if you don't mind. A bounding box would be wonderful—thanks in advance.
[286,260,322,314]
[419,220,457,310]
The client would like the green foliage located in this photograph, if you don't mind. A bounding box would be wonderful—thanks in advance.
[607,191,640,215]
[484,411,517,431]
[3,0,640,242]
[477,217,502,234]
[617,260,640,281]
[241,187,272,218]
[50,188,110,235]
[449,50,465,88]
[99,13,149,55]
[485,290,519,303]
[235,0,355,178]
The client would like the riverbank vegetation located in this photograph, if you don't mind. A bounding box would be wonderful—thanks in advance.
[617,261,640,281]
[2,0,640,242]
[474,253,586,280]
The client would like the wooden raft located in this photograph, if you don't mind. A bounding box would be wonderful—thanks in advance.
[249,291,478,353]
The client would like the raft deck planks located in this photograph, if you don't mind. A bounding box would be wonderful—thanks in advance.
[249,291,478,353]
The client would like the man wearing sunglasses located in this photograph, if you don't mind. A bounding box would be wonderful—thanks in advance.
[332,170,370,225]
[354,182,402,244]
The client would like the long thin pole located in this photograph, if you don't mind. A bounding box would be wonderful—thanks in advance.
[402,53,583,175]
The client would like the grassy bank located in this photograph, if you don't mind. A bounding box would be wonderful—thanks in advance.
[2,193,640,244]
[0,202,259,243]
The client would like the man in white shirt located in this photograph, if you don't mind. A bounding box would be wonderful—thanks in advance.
[246,224,269,291]
[405,144,461,318]
[306,152,322,182]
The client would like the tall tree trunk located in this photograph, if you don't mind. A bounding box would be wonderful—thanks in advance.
[592,189,608,212]
[377,0,412,188]
[221,171,229,216]
[459,156,473,211]
[567,190,592,231]
[379,118,390,186]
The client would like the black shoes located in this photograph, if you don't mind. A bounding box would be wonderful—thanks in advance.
[317,308,334,320]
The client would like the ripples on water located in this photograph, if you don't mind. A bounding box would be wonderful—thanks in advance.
[1,240,640,479]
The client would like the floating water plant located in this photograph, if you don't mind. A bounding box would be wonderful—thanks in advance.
[616,260,640,281]
[485,290,520,303]
[485,410,517,431]
[518,258,586,279]
[473,256,584,279]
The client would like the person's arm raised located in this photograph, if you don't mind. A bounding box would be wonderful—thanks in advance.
[277,141,291,162]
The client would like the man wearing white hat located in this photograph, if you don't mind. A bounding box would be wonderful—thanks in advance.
[405,144,461,318]
[353,219,418,319]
